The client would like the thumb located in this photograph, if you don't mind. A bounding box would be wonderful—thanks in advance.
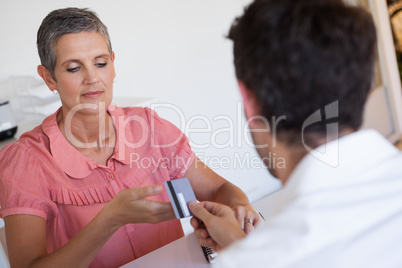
[189,201,211,222]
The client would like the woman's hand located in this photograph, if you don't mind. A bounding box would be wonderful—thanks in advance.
[184,158,261,233]
[189,201,246,252]
[103,185,176,228]
[232,203,261,234]
[5,185,175,268]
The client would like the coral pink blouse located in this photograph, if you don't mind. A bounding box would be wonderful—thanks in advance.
[0,105,195,267]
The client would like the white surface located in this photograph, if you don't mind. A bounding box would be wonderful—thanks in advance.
[121,193,278,268]
[0,219,7,268]
[17,84,57,100]
[121,232,208,268]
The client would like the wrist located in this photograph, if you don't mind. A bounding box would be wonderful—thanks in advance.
[98,202,122,233]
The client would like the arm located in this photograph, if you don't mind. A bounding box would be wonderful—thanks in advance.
[5,213,115,268]
[5,185,175,268]
[148,108,258,229]
[185,157,260,232]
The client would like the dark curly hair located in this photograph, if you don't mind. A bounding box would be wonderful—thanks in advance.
[228,0,377,145]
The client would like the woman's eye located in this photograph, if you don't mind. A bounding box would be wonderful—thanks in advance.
[97,62,107,68]
[67,67,79,73]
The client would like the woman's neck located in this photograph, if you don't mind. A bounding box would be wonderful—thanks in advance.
[57,106,116,151]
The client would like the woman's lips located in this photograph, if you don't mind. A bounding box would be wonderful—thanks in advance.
[81,91,103,99]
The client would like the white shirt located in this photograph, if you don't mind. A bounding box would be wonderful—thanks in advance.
[215,130,402,268]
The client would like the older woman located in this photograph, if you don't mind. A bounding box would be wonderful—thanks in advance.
[0,7,259,268]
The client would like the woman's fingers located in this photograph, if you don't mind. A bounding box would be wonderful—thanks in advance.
[234,205,247,230]
[233,205,260,234]
[128,185,163,200]
[243,217,255,234]
[144,200,175,223]
[110,185,176,225]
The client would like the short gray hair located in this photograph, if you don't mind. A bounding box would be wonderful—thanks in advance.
[37,7,112,80]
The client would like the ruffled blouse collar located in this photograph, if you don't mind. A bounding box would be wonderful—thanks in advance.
[42,104,131,179]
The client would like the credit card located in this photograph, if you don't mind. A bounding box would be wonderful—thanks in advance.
[164,178,197,219]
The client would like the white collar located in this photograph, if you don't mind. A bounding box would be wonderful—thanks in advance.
[277,129,399,205]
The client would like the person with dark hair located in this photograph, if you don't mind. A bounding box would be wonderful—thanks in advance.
[189,0,402,267]
[0,7,259,268]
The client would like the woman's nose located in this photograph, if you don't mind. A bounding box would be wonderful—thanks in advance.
[84,66,99,84]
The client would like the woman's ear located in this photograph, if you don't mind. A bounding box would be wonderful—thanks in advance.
[37,65,57,92]
[111,52,116,80]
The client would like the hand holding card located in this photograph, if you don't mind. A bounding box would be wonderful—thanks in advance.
[164,178,197,219]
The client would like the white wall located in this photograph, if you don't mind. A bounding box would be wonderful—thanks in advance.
[0,1,280,206]
[0,0,249,98]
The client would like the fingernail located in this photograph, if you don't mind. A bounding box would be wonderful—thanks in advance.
[189,200,197,208]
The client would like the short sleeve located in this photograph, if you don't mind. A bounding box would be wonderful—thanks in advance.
[0,143,58,220]
[144,107,195,180]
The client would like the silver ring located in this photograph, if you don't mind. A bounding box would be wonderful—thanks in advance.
[244,219,253,225]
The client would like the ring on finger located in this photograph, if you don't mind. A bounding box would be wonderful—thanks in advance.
[244,218,253,225]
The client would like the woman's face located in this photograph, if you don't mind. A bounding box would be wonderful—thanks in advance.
[52,31,115,115]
